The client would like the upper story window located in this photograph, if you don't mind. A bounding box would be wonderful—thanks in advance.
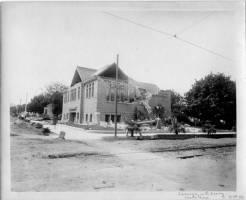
[106,81,128,102]
[86,85,89,98]
[78,87,80,99]
[70,88,76,101]
[64,91,70,103]
[86,82,95,99]
[89,83,91,98]
[92,82,94,97]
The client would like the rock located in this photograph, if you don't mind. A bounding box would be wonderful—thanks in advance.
[59,131,66,139]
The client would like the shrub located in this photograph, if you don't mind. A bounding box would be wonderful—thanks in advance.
[42,127,50,136]
[35,123,43,129]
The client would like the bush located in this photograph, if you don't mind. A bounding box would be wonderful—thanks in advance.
[35,123,43,129]
[42,115,50,120]
[202,122,216,134]
[42,127,50,136]
[24,118,31,123]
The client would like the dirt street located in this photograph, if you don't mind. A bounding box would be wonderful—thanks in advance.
[11,120,236,191]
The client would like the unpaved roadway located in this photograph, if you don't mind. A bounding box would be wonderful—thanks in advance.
[11,120,236,191]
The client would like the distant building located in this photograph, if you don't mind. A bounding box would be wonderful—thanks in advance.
[62,63,171,124]
[43,104,54,119]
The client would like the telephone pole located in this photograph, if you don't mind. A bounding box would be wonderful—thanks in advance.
[25,93,28,113]
[114,54,119,137]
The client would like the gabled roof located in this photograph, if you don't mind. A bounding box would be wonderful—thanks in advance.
[71,66,97,86]
[93,63,128,80]
[70,64,160,95]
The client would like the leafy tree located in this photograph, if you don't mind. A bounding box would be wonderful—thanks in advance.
[185,73,236,129]
[133,107,148,120]
[45,82,68,96]
[51,91,64,120]
[44,82,68,113]
[27,82,68,115]
[152,104,165,120]
[10,104,26,116]
[170,90,189,123]
[27,94,50,114]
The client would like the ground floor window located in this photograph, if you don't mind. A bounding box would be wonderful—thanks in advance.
[90,114,92,122]
[105,114,121,123]
[117,115,121,122]
[85,114,88,122]
[105,114,110,122]
[111,115,114,122]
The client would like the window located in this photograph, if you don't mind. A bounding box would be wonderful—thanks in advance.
[78,87,80,99]
[69,89,76,101]
[110,115,114,122]
[90,114,92,122]
[85,114,88,122]
[86,82,95,99]
[105,114,110,122]
[86,85,88,98]
[117,115,121,122]
[77,112,79,121]
[110,87,115,101]
[91,83,93,97]
[108,115,121,122]
[89,84,91,98]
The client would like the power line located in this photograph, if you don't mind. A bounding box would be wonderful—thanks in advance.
[175,36,233,61]
[103,12,233,62]
[175,12,214,36]
[103,12,173,38]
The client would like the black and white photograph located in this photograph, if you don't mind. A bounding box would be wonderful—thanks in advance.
[1,1,245,199]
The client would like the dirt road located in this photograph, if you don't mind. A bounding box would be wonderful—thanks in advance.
[11,120,236,191]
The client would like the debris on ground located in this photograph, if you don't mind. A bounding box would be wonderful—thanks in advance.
[59,131,66,139]
[47,152,100,159]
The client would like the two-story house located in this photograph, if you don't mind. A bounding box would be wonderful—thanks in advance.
[62,63,171,124]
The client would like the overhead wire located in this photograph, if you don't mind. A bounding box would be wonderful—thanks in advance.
[103,11,233,62]
[174,12,214,36]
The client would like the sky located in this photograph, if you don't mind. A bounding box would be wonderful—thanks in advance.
[2,1,244,105]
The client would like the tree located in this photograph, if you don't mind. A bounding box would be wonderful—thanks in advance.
[46,83,68,119]
[152,104,165,120]
[45,82,68,96]
[27,82,68,115]
[27,94,50,114]
[133,107,148,121]
[10,104,26,116]
[185,73,236,129]
[170,90,189,123]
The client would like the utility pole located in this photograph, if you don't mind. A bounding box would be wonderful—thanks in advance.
[114,54,119,137]
[25,93,28,113]
[19,98,22,114]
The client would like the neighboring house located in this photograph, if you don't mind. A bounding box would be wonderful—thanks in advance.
[43,104,54,119]
[62,63,171,124]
